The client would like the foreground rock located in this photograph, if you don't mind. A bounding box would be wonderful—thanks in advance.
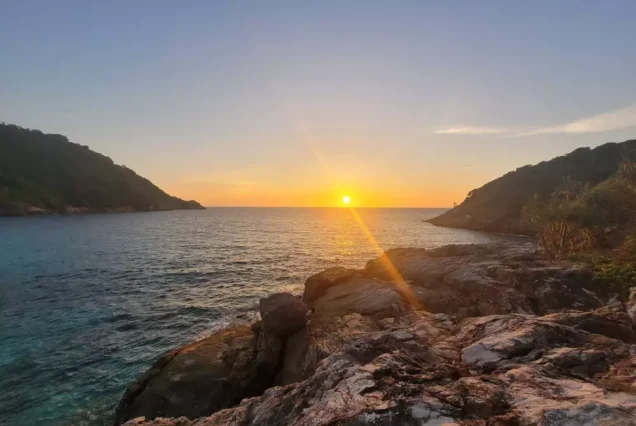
[123,304,636,425]
[117,242,636,426]
[114,325,282,424]
[259,293,309,337]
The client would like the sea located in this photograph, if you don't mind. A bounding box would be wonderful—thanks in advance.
[0,208,515,425]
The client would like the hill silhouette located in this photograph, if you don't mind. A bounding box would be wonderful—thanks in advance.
[428,138,636,234]
[0,123,204,216]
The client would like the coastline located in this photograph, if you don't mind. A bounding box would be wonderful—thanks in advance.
[0,203,206,217]
[425,215,535,236]
[114,241,636,425]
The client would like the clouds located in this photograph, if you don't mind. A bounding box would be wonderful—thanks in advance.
[435,103,636,137]
[514,103,636,137]
[434,127,509,135]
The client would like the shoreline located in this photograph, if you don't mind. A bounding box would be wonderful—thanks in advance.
[114,241,636,425]
[0,205,206,218]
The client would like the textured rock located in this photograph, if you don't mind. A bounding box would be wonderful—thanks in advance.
[123,301,636,426]
[259,293,309,337]
[302,267,358,304]
[277,274,415,386]
[114,325,282,424]
[117,243,636,426]
[364,242,609,318]
[627,287,636,323]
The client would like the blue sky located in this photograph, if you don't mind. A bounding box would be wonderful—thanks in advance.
[2,1,636,206]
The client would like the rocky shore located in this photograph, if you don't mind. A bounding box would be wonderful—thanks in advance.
[0,201,205,217]
[115,242,636,425]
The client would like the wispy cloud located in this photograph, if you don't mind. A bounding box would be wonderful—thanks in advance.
[511,103,636,137]
[434,126,510,135]
[436,103,636,138]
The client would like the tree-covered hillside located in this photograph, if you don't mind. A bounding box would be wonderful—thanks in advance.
[0,123,204,215]
[428,139,636,234]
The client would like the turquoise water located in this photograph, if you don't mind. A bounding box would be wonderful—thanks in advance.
[0,208,509,425]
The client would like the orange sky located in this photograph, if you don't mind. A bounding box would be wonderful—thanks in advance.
[162,178,468,208]
[6,3,636,208]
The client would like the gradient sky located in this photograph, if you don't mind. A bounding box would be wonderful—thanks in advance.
[2,1,636,207]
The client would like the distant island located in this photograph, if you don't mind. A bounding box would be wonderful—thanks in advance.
[0,123,204,216]
[429,138,636,235]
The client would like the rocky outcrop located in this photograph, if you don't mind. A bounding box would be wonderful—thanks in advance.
[259,293,309,337]
[117,242,636,426]
[365,242,609,318]
[114,324,282,425]
[302,267,359,303]
[123,303,636,426]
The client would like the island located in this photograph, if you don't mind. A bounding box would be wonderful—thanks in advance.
[0,123,204,216]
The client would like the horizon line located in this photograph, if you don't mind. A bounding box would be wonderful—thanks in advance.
[199,205,452,209]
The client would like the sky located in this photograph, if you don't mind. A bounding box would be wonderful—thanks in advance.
[2,1,636,207]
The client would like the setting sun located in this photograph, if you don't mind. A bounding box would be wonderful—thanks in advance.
[342,195,351,205]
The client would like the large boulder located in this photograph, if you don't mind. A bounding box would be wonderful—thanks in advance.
[114,324,282,424]
[302,267,358,304]
[259,293,309,337]
[276,275,415,386]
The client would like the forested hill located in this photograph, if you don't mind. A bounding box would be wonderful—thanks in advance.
[0,123,204,216]
[428,138,636,234]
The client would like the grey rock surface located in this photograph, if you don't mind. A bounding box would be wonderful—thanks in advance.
[117,242,636,426]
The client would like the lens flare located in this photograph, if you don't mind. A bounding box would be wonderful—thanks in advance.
[280,98,419,309]
[348,208,421,309]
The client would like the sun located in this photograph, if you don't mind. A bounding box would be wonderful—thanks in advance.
[342,195,351,205]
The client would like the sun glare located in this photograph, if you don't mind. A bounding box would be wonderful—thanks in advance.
[342,195,351,205]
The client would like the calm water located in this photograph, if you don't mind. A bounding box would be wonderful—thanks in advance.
[0,208,511,425]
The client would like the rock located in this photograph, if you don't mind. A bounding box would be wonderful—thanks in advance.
[114,325,282,424]
[426,243,495,257]
[126,301,636,425]
[259,293,309,337]
[275,275,415,386]
[117,243,636,426]
[311,275,408,321]
[627,287,636,323]
[364,242,610,318]
[542,303,636,343]
[302,267,358,304]
[274,326,322,385]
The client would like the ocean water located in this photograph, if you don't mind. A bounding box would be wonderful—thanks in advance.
[0,208,512,426]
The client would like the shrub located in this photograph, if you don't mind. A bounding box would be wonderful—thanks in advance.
[523,159,636,259]
[592,257,636,297]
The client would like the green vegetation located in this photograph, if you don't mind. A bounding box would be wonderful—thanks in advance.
[428,139,636,234]
[523,158,636,257]
[0,123,204,215]
[591,257,636,297]
[429,138,636,294]
[522,157,636,295]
